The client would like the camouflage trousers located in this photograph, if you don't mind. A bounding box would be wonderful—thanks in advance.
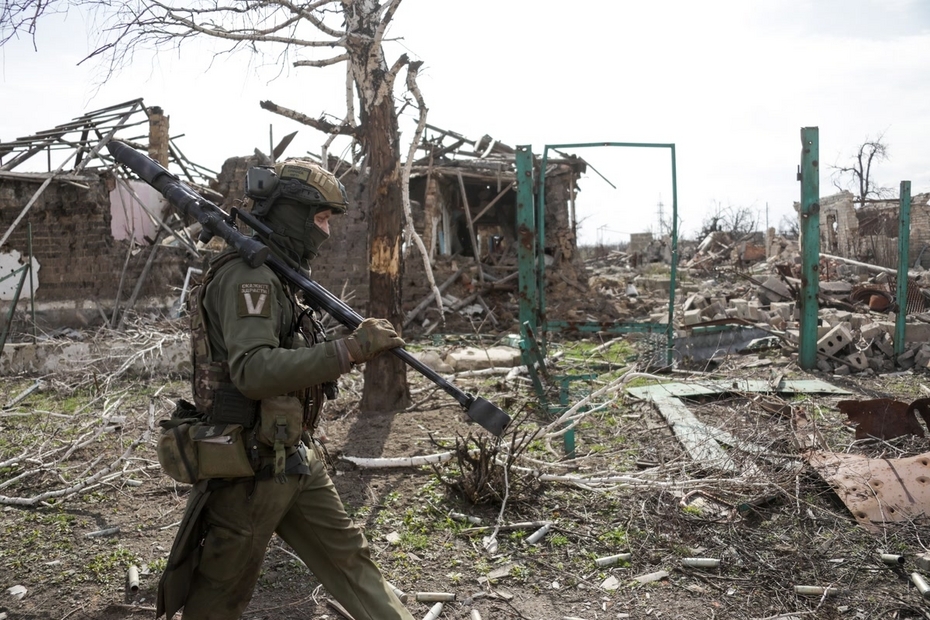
[178,447,413,620]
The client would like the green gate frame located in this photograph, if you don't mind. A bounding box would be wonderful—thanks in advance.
[515,143,678,453]
[516,142,679,361]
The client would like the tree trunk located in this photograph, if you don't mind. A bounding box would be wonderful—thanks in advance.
[346,0,410,412]
[359,96,410,412]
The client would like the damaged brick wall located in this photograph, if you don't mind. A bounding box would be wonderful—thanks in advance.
[856,193,930,269]
[0,174,188,325]
[819,191,858,257]
[810,191,930,270]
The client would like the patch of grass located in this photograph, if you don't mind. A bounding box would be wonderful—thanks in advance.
[681,504,703,516]
[510,564,531,581]
[598,527,628,547]
[625,376,667,389]
[85,546,140,585]
[398,530,430,551]
[549,534,569,547]
[147,557,167,574]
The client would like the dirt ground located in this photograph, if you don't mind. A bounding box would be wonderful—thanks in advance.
[3,325,930,620]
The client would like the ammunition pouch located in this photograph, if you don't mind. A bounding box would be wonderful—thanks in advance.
[156,399,255,483]
[256,395,304,480]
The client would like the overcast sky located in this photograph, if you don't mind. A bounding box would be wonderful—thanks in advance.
[1,0,928,245]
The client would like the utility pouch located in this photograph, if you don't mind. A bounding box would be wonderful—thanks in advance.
[257,396,304,481]
[157,419,200,484]
[210,385,259,428]
[157,398,255,483]
[192,424,255,480]
[156,399,204,484]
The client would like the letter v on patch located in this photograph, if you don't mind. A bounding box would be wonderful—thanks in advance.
[238,283,272,318]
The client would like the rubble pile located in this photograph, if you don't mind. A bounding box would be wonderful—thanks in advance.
[666,233,930,374]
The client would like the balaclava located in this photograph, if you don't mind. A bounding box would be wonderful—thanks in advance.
[262,197,331,270]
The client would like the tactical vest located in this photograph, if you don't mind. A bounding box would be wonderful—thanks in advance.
[188,252,327,432]
[189,251,256,424]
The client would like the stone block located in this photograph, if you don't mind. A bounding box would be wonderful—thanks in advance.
[848,314,869,330]
[443,346,523,371]
[413,350,454,374]
[758,276,792,302]
[770,302,794,320]
[817,323,853,357]
[878,321,930,344]
[747,300,762,321]
[845,351,869,371]
[683,309,703,326]
[701,302,725,319]
[860,322,885,341]
[916,345,930,368]
[873,337,894,358]
[730,299,749,319]
[820,281,853,295]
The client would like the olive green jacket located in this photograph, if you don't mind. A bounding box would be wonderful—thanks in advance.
[202,251,352,399]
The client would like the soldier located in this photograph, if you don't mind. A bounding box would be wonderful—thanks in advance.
[156,159,412,620]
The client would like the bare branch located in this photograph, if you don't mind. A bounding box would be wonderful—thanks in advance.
[373,0,402,49]
[0,0,67,47]
[260,99,359,137]
[294,52,349,67]
[383,52,409,100]
[399,60,443,322]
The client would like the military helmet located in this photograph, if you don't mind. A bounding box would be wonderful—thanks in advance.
[246,159,348,217]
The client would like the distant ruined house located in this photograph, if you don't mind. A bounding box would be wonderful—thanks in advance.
[809,190,930,269]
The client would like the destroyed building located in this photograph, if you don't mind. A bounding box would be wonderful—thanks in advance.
[810,189,930,268]
[0,101,197,333]
[0,104,590,338]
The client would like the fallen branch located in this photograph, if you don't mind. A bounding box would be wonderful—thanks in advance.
[341,452,455,468]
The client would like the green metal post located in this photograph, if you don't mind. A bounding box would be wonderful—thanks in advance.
[895,180,912,359]
[536,150,549,351]
[667,145,678,365]
[515,146,539,339]
[798,128,820,370]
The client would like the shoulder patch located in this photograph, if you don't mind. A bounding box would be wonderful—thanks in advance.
[238,283,272,318]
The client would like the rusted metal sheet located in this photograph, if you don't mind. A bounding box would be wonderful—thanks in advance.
[838,398,930,440]
[806,450,930,532]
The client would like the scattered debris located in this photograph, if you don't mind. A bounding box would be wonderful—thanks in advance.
[838,397,930,439]
[805,451,930,531]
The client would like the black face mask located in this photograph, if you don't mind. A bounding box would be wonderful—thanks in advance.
[263,199,331,268]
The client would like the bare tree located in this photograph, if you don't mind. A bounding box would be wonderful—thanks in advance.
[831,133,892,206]
[777,214,799,239]
[697,201,758,240]
[1,0,419,411]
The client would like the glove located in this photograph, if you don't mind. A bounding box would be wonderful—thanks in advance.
[344,318,405,363]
